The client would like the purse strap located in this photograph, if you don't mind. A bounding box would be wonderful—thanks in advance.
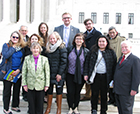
[5,43,10,64]
[96,56,102,67]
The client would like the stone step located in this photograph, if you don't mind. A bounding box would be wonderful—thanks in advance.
[0,82,140,114]
[0,97,139,114]
[0,82,140,101]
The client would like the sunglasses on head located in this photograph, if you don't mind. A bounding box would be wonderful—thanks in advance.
[12,36,19,39]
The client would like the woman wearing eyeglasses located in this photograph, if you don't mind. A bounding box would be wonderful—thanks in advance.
[66,33,89,114]
[1,31,26,114]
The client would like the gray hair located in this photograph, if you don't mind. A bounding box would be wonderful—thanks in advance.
[19,25,28,30]
[108,26,117,31]
[121,40,132,47]
[30,42,43,53]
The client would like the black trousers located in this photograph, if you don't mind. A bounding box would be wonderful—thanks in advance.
[47,83,63,95]
[66,73,84,109]
[115,94,134,114]
[90,73,108,114]
[27,89,45,114]
[108,88,115,103]
[3,78,21,111]
[22,86,27,98]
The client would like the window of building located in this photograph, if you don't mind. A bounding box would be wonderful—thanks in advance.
[116,13,121,24]
[79,12,84,23]
[128,13,134,24]
[128,33,133,38]
[103,13,109,24]
[91,12,97,24]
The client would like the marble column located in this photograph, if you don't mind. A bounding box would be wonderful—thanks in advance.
[1,0,10,23]
[32,0,41,23]
[18,0,27,23]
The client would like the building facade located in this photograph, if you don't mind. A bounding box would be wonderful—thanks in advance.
[0,0,140,46]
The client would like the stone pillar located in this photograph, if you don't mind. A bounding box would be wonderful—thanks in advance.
[1,0,10,23]
[32,0,41,24]
[43,0,50,22]
[18,0,27,23]
[10,0,17,23]
[0,0,3,22]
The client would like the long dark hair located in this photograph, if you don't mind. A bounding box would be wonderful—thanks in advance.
[38,22,49,45]
[91,35,111,52]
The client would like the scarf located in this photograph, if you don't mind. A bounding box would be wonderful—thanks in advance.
[74,46,83,84]
[15,46,22,52]
[33,54,39,71]
[48,39,63,53]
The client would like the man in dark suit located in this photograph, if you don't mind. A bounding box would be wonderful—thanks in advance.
[19,25,29,42]
[80,18,102,101]
[114,40,140,114]
[54,12,80,47]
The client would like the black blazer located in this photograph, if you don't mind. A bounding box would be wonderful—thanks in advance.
[84,27,102,50]
[84,49,117,85]
[113,53,140,96]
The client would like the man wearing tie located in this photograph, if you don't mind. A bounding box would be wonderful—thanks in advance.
[54,12,80,47]
[113,40,140,114]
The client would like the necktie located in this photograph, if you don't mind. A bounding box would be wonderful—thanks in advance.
[64,27,69,47]
[119,55,125,65]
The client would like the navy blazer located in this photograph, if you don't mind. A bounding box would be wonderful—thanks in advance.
[84,27,102,50]
[54,25,80,47]
[113,53,140,96]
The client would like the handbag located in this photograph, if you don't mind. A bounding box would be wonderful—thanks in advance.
[86,57,102,84]
[3,69,21,83]
[0,43,10,81]
[0,59,8,81]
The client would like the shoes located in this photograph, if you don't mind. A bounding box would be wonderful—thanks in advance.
[73,107,80,114]
[80,96,90,101]
[23,97,28,102]
[11,107,21,112]
[91,110,97,114]
[67,108,73,114]
[3,109,13,114]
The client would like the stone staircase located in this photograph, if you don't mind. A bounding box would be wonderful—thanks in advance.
[0,82,140,114]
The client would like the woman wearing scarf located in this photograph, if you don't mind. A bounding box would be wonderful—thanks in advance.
[44,32,67,114]
[66,33,89,114]
[22,42,50,114]
[2,31,26,114]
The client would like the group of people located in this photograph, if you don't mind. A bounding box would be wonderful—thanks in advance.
[0,12,140,114]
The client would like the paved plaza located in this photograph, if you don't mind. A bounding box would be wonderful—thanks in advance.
[0,82,139,114]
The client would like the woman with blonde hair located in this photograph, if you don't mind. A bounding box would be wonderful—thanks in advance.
[44,32,67,114]
[1,31,26,114]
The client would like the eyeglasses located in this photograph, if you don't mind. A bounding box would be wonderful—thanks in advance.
[75,38,83,40]
[12,36,19,39]
[63,17,71,20]
[85,23,92,26]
